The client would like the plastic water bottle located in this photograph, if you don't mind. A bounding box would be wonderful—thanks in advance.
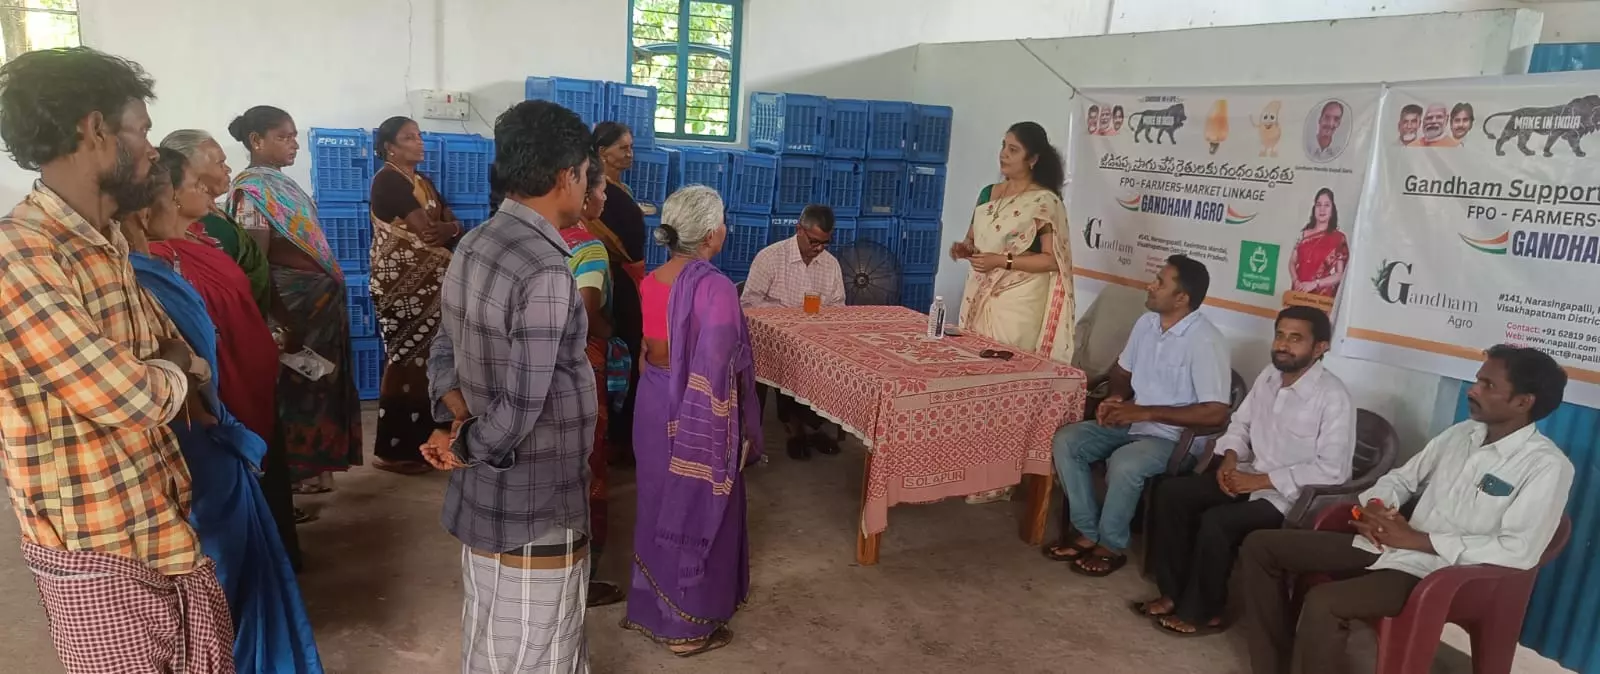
[927,296,946,339]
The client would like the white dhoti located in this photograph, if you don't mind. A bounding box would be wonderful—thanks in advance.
[460,533,590,674]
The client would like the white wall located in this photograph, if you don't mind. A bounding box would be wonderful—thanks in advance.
[904,9,1545,452]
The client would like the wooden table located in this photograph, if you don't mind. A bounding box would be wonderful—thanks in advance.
[746,306,1086,565]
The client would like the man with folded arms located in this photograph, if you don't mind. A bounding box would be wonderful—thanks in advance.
[1136,305,1354,636]
[1239,345,1573,674]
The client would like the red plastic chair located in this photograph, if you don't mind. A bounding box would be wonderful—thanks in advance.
[1300,503,1571,674]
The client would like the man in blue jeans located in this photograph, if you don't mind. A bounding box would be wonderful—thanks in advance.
[1046,254,1232,577]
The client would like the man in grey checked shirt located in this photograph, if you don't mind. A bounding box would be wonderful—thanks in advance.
[422,100,597,674]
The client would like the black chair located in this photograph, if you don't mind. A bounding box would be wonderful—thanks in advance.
[1283,409,1400,528]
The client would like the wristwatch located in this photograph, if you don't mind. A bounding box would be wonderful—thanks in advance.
[1005,252,1015,270]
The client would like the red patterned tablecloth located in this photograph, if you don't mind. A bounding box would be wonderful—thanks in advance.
[746,305,1086,535]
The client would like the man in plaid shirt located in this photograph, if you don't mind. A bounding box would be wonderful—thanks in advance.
[423,100,597,673]
[0,48,233,673]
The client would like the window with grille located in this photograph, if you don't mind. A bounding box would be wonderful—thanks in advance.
[0,0,78,64]
[628,0,741,141]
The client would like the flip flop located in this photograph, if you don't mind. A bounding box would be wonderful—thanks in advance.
[373,459,435,476]
[809,432,841,456]
[1130,599,1176,618]
[293,507,319,524]
[586,581,625,608]
[1042,539,1094,562]
[1153,614,1228,637]
[291,483,332,495]
[671,626,733,658]
[1070,551,1128,578]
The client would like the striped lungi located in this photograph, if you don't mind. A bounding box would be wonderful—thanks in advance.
[461,532,590,674]
[22,540,234,674]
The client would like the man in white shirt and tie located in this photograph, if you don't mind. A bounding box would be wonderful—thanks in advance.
[1239,345,1574,674]
[1137,306,1355,636]
[741,204,847,460]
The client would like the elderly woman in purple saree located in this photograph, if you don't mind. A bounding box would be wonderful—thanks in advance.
[622,186,763,656]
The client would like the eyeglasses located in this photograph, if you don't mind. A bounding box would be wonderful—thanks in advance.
[799,228,831,248]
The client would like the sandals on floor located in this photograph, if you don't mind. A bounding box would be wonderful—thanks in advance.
[291,483,332,495]
[293,507,318,524]
[671,626,733,658]
[1129,599,1176,618]
[372,459,435,476]
[1153,614,1229,638]
[808,432,841,456]
[586,581,625,608]
[1042,539,1093,562]
[1070,551,1128,577]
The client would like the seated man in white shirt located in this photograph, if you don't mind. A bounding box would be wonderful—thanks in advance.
[1137,306,1355,636]
[1239,345,1574,674]
[740,204,847,460]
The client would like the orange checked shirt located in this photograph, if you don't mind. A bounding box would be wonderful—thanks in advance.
[0,184,205,576]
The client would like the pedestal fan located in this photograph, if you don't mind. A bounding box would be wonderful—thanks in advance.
[836,240,903,306]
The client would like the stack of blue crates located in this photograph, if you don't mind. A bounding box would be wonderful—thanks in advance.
[312,124,496,400]
[740,92,953,309]
[308,127,382,400]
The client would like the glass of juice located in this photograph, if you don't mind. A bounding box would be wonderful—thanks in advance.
[803,292,821,314]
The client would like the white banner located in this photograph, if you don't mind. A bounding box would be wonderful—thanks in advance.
[1069,86,1380,319]
[1339,72,1600,406]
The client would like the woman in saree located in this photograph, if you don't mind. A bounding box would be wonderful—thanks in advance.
[564,158,630,607]
[949,121,1076,504]
[592,122,649,463]
[368,116,462,475]
[622,186,762,657]
[124,153,323,674]
[1287,187,1348,299]
[228,105,363,496]
[161,129,309,547]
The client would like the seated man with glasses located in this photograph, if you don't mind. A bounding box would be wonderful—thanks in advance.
[740,204,846,460]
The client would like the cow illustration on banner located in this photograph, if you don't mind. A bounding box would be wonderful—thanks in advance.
[1339,72,1600,407]
[1069,85,1380,319]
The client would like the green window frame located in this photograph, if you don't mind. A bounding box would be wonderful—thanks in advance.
[627,0,742,142]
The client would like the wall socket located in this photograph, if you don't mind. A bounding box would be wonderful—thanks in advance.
[422,90,471,121]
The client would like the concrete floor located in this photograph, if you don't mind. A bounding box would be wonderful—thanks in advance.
[0,407,1574,674]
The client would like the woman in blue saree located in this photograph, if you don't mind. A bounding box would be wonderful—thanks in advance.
[124,150,323,674]
[622,186,763,657]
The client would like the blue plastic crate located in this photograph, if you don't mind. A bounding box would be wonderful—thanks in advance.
[643,215,667,270]
[344,273,376,338]
[867,101,912,160]
[863,161,905,216]
[820,159,863,217]
[434,133,494,205]
[775,156,822,215]
[1529,43,1600,73]
[368,129,442,181]
[899,218,941,275]
[767,216,799,245]
[352,337,384,400]
[525,76,605,127]
[605,82,657,149]
[728,151,778,214]
[900,273,934,313]
[826,99,870,159]
[454,204,491,231]
[623,147,671,207]
[748,92,827,155]
[308,128,373,203]
[910,105,954,163]
[903,163,947,220]
[716,212,770,274]
[670,147,731,196]
[855,217,897,249]
[318,201,370,274]
[829,217,859,248]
